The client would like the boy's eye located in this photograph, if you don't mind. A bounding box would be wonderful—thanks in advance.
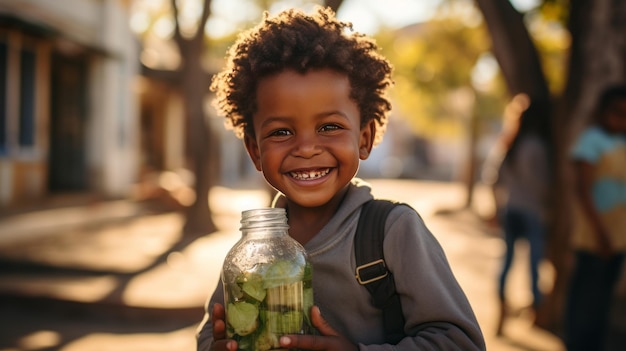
[269,129,292,137]
[319,124,341,132]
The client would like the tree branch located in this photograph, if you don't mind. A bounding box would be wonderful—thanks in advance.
[324,0,344,13]
[474,0,549,98]
[170,0,184,49]
[194,0,212,43]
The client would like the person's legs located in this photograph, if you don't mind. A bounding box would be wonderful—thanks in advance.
[498,207,522,300]
[565,251,602,351]
[497,207,522,335]
[564,252,623,351]
[525,214,545,308]
[606,254,626,350]
[590,254,625,350]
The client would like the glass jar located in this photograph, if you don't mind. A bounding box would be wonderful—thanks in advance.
[222,208,314,351]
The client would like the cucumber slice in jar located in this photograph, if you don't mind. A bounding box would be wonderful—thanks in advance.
[227,301,259,336]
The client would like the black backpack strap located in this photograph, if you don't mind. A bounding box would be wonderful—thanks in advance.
[354,199,406,344]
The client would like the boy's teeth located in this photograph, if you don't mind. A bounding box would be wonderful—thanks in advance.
[290,169,330,180]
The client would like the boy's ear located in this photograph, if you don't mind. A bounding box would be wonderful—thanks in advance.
[359,119,376,160]
[244,134,263,171]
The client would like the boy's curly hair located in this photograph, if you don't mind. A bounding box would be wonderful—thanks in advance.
[210,6,393,144]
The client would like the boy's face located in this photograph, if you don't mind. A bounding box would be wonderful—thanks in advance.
[245,69,375,208]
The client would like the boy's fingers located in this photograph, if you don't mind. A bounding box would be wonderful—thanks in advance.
[212,303,227,339]
[213,320,226,339]
[278,306,339,350]
[225,340,237,351]
[212,303,225,319]
[280,334,328,350]
[311,305,339,336]
[212,340,237,351]
[280,306,337,350]
[279,306,358,351]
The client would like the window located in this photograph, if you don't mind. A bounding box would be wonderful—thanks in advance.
[19,46,36,147]
[0,41,6,155]
[0,32,39,156]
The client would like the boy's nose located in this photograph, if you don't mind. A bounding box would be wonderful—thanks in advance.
[292,134,322,158]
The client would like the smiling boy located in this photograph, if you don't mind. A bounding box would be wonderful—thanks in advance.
[197,7,485,351]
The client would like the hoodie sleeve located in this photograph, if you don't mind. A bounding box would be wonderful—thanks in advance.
[359,206,486,350]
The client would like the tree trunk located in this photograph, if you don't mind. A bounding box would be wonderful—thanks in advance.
[171,0,217,236]
[180,50,218,236]
[464,104,478,209]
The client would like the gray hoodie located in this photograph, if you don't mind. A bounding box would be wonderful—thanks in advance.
[197,179,485,350]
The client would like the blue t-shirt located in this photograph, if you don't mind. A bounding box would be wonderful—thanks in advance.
[570,126,626,212]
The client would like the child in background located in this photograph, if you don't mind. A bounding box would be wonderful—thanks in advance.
[565,84,626,351]
[197,7,485,351]
[492,97,552,336]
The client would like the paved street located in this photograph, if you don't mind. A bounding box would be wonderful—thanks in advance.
[0,179,565,351]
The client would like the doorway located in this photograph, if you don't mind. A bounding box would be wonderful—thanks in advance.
[47,52,88,192]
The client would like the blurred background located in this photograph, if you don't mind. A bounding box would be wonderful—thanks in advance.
[0,0,624,350]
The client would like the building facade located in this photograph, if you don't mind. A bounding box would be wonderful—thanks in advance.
[0,0,139,207]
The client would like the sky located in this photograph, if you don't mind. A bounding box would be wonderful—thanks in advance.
[342,0,540,33]
[205,0,540,37]
[202,0,443,37]
[131,0,541,41]
[337,0,441,34]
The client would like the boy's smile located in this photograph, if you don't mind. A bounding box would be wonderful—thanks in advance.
[289,168,330,181]
[245,68,374,209]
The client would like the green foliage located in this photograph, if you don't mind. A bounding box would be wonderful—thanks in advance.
[539,0,569,25]
[375,7,498,139]
[523,2,569,95]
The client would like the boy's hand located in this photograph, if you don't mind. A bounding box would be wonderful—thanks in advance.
[279,306,358,351]
[211,303,237,351]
